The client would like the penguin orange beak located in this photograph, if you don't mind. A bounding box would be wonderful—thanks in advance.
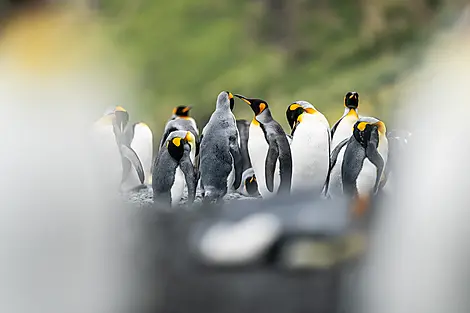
[182,106,192,113]
[234,94,251,105]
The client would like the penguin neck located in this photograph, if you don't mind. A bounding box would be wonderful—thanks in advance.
[344,107,358,118]
[255,109,272,124]
[215,103,231,112]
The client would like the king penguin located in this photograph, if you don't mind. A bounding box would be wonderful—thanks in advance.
[112,106,153,191]
[286,101,330,196]
[334,117,388,199]
[199,91,242,203]
[160,105,199,147]
[327,91,360,198]
[152,130,197,207]
[234,94,292,198]
[93,107,146,192]
[238,167,260,197]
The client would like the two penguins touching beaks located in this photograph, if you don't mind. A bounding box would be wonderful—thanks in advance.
[153,90,396,207]
[96,90,399,207]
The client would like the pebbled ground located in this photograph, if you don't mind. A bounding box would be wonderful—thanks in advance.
[124,185,259,207]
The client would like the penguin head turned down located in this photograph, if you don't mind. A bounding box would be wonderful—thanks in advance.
[244,174,259,196]
[166,131,196,161]
[114,106,129,133]
[216,91,234,111]
[353,118,386,148]
[172,105,192,118]
[286,101,317,131]
[344,91,359,109]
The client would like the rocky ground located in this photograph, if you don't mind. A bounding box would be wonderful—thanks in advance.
[124,185,258,207]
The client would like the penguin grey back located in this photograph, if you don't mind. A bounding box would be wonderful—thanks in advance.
[342,118,385,197]
[200,91,242,202]
[236,119,251,171]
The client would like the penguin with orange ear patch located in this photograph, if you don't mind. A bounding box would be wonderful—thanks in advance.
[234,94,292,199]
[338,117,389,199]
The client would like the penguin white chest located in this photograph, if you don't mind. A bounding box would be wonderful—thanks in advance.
[332,115,357,149]
[248,123,279,198]
[291,114,330,194]
[328,146,346,199]
[170,167,185,207]
[356,135,389,197]
[356,159,377,197]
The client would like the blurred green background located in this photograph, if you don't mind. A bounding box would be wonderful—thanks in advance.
[96,0,464,141]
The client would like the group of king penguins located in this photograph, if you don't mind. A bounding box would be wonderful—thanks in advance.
[94,90,411,207]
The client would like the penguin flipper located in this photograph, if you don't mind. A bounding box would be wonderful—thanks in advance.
[265,142,279,193]
[323,128,333,196]
[180,148,197,205]
[330,116,344,139]
[229,136,243,190]
[120,144,145,184]
[365,131,385,195]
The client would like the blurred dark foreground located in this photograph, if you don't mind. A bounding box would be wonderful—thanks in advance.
[122,192,374,313]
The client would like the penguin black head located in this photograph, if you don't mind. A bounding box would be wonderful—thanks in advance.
[172,105,192,117]
[244,174,259,196]
[344,92,359,109]
[114,106,129,133]
[234,94,268,116]
[167,131,196,161]
[225,91,235,111]
[167,137,185,160]
[286,103,305,131]
[353,119,386,148]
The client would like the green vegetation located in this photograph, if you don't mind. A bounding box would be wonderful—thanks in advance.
[96,0,463,140]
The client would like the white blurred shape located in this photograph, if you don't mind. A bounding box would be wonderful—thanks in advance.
[361,7,470,313]
[0,6,136,313]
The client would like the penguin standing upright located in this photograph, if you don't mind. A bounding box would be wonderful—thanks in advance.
[327,91,360,198]
[334,117,388,199]
[286,101,330,196]
[113,106,152,191]
[153,130,197,207]
[234,94,292,199]
[199,91,242,203]
[93,107,146,192]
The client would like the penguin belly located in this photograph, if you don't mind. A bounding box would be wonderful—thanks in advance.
[170,167,185,207]
[356,159,377,197]
[328,148,346,199]
[291,117,330,195]
[248,123,280,199]
[131,123,153,185]
[331,114,357,149]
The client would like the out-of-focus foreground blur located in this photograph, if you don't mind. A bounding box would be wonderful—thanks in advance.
[1,1,470,313]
